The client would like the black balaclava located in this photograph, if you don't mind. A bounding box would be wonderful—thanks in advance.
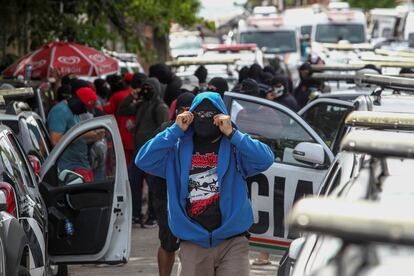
[193,99,221,141]
[57,84,72,102]
[149,63,173,84]
[248,63,263,83]
[238,66,249,84]
[94,78,111,99]
[241,78,260,97]
[194,65,208,84]
[69,79,89,96]
[208,77,229,98]
[67,95,87,115]
[107,75,125,95]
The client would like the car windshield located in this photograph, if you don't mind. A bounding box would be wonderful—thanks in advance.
[240,31,297,54]
[170,37,202,50]
[315,24,366,43]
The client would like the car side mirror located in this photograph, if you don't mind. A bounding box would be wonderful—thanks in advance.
[0,190,7,212]
[58,169,85,185]
[289,237,305,261]
[293,142,325,166]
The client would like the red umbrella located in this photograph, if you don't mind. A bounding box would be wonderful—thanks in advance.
[2,41,119,79]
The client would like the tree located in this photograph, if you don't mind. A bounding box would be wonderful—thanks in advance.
[346,0,397,10]
[0,0,201,65]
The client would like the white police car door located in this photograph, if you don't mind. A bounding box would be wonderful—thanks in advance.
[224,92,334,253]
[39,115,131,264]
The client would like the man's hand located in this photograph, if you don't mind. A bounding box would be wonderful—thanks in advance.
[176,111,194,131]
[214,114,233,136]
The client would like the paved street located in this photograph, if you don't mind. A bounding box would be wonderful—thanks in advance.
[69,225,280,275]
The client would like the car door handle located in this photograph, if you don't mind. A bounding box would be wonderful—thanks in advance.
[56,199,66,208]
[66,194,76,210]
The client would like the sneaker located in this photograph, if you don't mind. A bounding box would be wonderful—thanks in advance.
[142,219,157,228]
[132,217,144,227]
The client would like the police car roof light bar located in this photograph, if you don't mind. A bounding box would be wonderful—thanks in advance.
[360,74,414,92]
[340,129,414,158]
[0,87,35,99]
[311,64,366,72]
[310,73,356,82]
[288,197,414,246]
[345,111,414,131]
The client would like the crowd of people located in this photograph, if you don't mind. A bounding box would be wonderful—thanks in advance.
[45,60,320,275]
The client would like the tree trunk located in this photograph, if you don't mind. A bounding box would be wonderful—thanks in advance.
[153,28,169,62]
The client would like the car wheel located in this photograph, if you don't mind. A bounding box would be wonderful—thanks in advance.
[56,264,68,276]
[277,251,291,276]
[18,266,30,276]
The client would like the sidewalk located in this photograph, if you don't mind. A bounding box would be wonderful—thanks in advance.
[69,226,279,275]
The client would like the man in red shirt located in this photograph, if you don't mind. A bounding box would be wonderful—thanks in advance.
[103,73,147,165]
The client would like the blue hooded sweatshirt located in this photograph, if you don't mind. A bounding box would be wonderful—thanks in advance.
[136,92,274,248]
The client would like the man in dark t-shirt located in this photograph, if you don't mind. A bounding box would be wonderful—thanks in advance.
[187,136,221,231]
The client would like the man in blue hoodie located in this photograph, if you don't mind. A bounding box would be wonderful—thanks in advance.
[136,92,274,276]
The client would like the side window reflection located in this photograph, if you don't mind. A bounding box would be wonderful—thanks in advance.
[232,99,316,167]
[57,128,115,185]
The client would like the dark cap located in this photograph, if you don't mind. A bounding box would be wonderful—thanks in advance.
[208,77,229,98]
[131,73,147,89]
[176,92,195,112]
[241,78,259,97]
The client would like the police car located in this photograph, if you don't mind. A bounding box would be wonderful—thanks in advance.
[222,74,414,255]
[168,57,239,90]
[201,43,264,69]
[278,75,414,274]
[0,115,131,275]
[289,123,414,276]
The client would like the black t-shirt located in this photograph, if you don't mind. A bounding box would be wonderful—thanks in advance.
[186,136,221,232]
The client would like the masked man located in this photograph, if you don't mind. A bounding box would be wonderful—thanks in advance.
[47,87,99,182]
[136,92,274,276]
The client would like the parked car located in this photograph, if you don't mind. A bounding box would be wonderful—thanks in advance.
[223,74,414,255]
[0,115,131,275]
[289,127,414,276]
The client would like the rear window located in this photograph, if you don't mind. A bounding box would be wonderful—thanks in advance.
[1,120,20,135]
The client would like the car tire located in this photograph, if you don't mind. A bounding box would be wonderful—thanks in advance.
[18,266,30,276]
[56,264,68,276]
[277,251,291,276]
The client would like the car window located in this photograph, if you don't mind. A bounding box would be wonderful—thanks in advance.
[35,118,52,150]
[0,136,30,191]
[1,120,20,135]
[56,128,116,185]
[7,134,35,188]
[25,116,49,162]
[231,99,317,167]
[318,160,339,196]
[301,102,352,150]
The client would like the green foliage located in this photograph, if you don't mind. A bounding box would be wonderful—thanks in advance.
[0,0,200,60]
[346,0,397,10]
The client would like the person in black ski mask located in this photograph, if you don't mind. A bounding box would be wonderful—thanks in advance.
[136,92,274,275]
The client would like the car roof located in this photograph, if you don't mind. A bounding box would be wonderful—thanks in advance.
[0,113,19,121]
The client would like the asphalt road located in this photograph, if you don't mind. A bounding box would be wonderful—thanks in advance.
[69,225,280,275]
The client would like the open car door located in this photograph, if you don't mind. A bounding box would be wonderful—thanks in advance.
[39,116,131,264]
[224,92,334,254]
[298,98,354,155]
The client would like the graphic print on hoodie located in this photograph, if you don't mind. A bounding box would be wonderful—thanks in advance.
[187,137,221,232]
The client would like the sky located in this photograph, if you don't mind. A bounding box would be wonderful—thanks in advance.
[199,0,247,20]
